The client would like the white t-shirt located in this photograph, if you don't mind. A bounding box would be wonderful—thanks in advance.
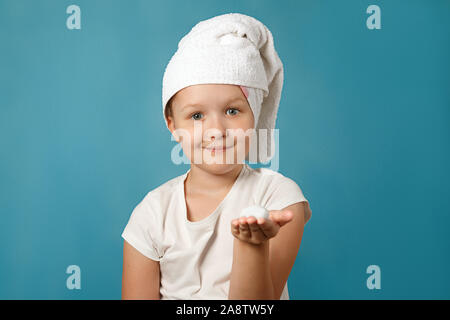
[121,163,312,300]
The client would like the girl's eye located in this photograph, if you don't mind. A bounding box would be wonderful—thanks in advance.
[191,112,203,120]
[191,108,239,120]
[227,108,240,116]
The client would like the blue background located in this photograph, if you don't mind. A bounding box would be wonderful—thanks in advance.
[0,0,449,299]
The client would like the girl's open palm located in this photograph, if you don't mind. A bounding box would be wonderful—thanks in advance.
[230,209,294,245]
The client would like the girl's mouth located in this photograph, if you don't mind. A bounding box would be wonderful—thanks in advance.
[204,145,234,153]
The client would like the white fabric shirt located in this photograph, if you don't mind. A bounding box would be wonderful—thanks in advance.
[121,163,312,300]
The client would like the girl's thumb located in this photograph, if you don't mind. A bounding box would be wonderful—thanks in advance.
[270,210,293,226]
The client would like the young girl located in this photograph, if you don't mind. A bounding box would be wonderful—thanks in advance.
[121,13,312,300]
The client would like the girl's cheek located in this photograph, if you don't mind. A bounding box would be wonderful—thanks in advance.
[187,130,203,151]
[193,128,202,142]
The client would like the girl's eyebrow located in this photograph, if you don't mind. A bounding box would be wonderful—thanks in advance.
[182,97,245,110]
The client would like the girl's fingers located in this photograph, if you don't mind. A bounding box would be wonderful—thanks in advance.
[257,217,279,238]
[231,220,240,234]
[246,217,268,242]
[247,217,261,233]
[232,215,282,243]
[238,218,250,235]
[246,216,256,224]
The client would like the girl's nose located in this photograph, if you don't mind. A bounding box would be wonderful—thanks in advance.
[204,114,227,141]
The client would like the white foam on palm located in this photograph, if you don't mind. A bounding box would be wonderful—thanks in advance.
[239,205,269,220]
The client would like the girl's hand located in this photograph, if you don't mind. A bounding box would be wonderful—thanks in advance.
[230,209,294,245]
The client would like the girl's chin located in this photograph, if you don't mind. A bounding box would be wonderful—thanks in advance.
[194,163,244,174]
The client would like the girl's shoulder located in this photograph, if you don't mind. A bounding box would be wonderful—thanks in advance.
[140,171,186,208]
[246,164,296,186]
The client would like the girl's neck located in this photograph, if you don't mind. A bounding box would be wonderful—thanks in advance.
[185,164,244,195]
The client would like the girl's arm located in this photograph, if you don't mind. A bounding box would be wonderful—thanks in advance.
[122,240,161,300]
[229,237,274,299]
[228,201,306,299]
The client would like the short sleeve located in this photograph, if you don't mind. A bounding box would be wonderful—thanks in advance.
[121,199,162,261]
[265,176,312,225]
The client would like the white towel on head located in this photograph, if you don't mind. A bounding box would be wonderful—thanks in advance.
[162,12,284,163]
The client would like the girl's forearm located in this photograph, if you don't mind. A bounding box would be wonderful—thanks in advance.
[228,238,275,300]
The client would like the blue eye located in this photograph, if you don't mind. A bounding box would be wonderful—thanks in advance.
[191,112,203,120]
[227,108,240,116]
[191,108,239,120]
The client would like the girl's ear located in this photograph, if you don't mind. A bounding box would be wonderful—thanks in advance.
[167,120,180,143]
[166,115,177,141]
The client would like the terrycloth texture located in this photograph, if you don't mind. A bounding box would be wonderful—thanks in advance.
[162,13,284,163]
[240,86,266,162]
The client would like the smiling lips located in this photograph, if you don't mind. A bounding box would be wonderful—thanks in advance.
[204,145,234,153]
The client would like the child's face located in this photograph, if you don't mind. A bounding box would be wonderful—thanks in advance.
[167,84,255,170]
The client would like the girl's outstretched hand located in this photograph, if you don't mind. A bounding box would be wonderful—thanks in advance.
[230,209,294,245]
